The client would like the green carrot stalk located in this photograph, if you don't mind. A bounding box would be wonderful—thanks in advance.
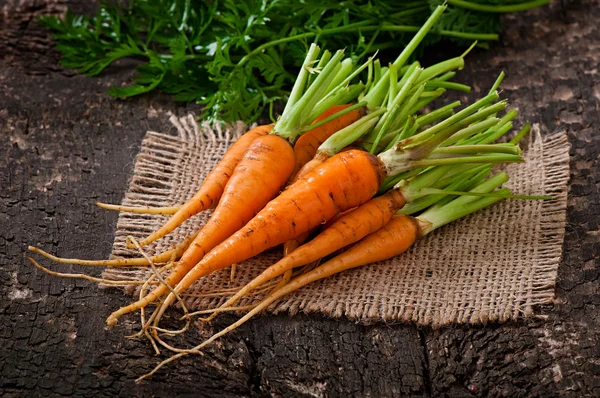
[415,101,461,126]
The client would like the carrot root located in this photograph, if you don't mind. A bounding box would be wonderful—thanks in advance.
[27,257,155,286]
[27,230,198,268]
[97,202,180,215]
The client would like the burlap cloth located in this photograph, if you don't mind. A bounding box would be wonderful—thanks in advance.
[103,114,570,327]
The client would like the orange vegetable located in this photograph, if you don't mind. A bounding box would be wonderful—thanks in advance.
[106,134,295,325]
[292,104,363,176]
[136,124,273,247]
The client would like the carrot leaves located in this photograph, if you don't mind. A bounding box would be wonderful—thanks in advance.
[39,0,548,123]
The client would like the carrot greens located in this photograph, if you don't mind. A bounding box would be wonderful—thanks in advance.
[39,0,549,123]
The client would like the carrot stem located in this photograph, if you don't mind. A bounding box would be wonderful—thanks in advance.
[299,101,367,135]
[432,144,521,156]
[318,108,385,155]
[399,166,492,215]
[279,43,320,121]
[363,5,447,109]
[275,50,346,139]
[425,81,471,93]
[510,122,532,145]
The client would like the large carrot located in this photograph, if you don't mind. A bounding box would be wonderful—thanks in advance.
[105,134,295,325]
[136,124,273,247]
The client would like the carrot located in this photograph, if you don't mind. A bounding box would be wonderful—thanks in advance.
[204,189,407,321]
[136,124,273,247]
[146,149,386,325]
[105,134,295,326]
[292,104,364,176]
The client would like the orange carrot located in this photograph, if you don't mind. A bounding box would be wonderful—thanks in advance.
[148,149,385,324]
[164,215,420,358]
[289,145,363,185]
[205,189,407,320]
[106,134,295,325]
[292,105,364,176]
[136,124,273,247]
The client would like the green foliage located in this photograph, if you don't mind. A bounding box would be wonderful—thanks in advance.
[39,0,545,123]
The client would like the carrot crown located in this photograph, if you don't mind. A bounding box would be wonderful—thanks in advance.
[273,46,369,142]
[416,172,511,235]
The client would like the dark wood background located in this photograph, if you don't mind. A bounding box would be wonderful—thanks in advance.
[1,0,599,396]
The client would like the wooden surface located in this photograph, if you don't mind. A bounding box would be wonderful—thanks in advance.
[1,0,599,396]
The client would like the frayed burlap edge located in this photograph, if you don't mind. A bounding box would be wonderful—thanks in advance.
[103,115,570,327]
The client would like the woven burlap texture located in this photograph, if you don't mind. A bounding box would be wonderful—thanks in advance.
[103,114,570,327]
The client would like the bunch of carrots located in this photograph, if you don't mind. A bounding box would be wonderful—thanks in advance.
[27,6,550,380]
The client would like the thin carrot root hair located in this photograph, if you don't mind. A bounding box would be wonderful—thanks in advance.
[27,257,158,286]
[229,263,237,282]
[127,252,179,348]
[97,202,180,215]
[127,262,170,355]
[126,236,192,339]
[27,230,198,268]
[181,304,258,322]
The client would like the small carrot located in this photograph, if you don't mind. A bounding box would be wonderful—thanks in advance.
[292,104,364,176]
[106,134,295,325]
[135,124,273,247]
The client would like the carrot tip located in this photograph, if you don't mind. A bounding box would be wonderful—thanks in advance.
[106,316,118,327]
